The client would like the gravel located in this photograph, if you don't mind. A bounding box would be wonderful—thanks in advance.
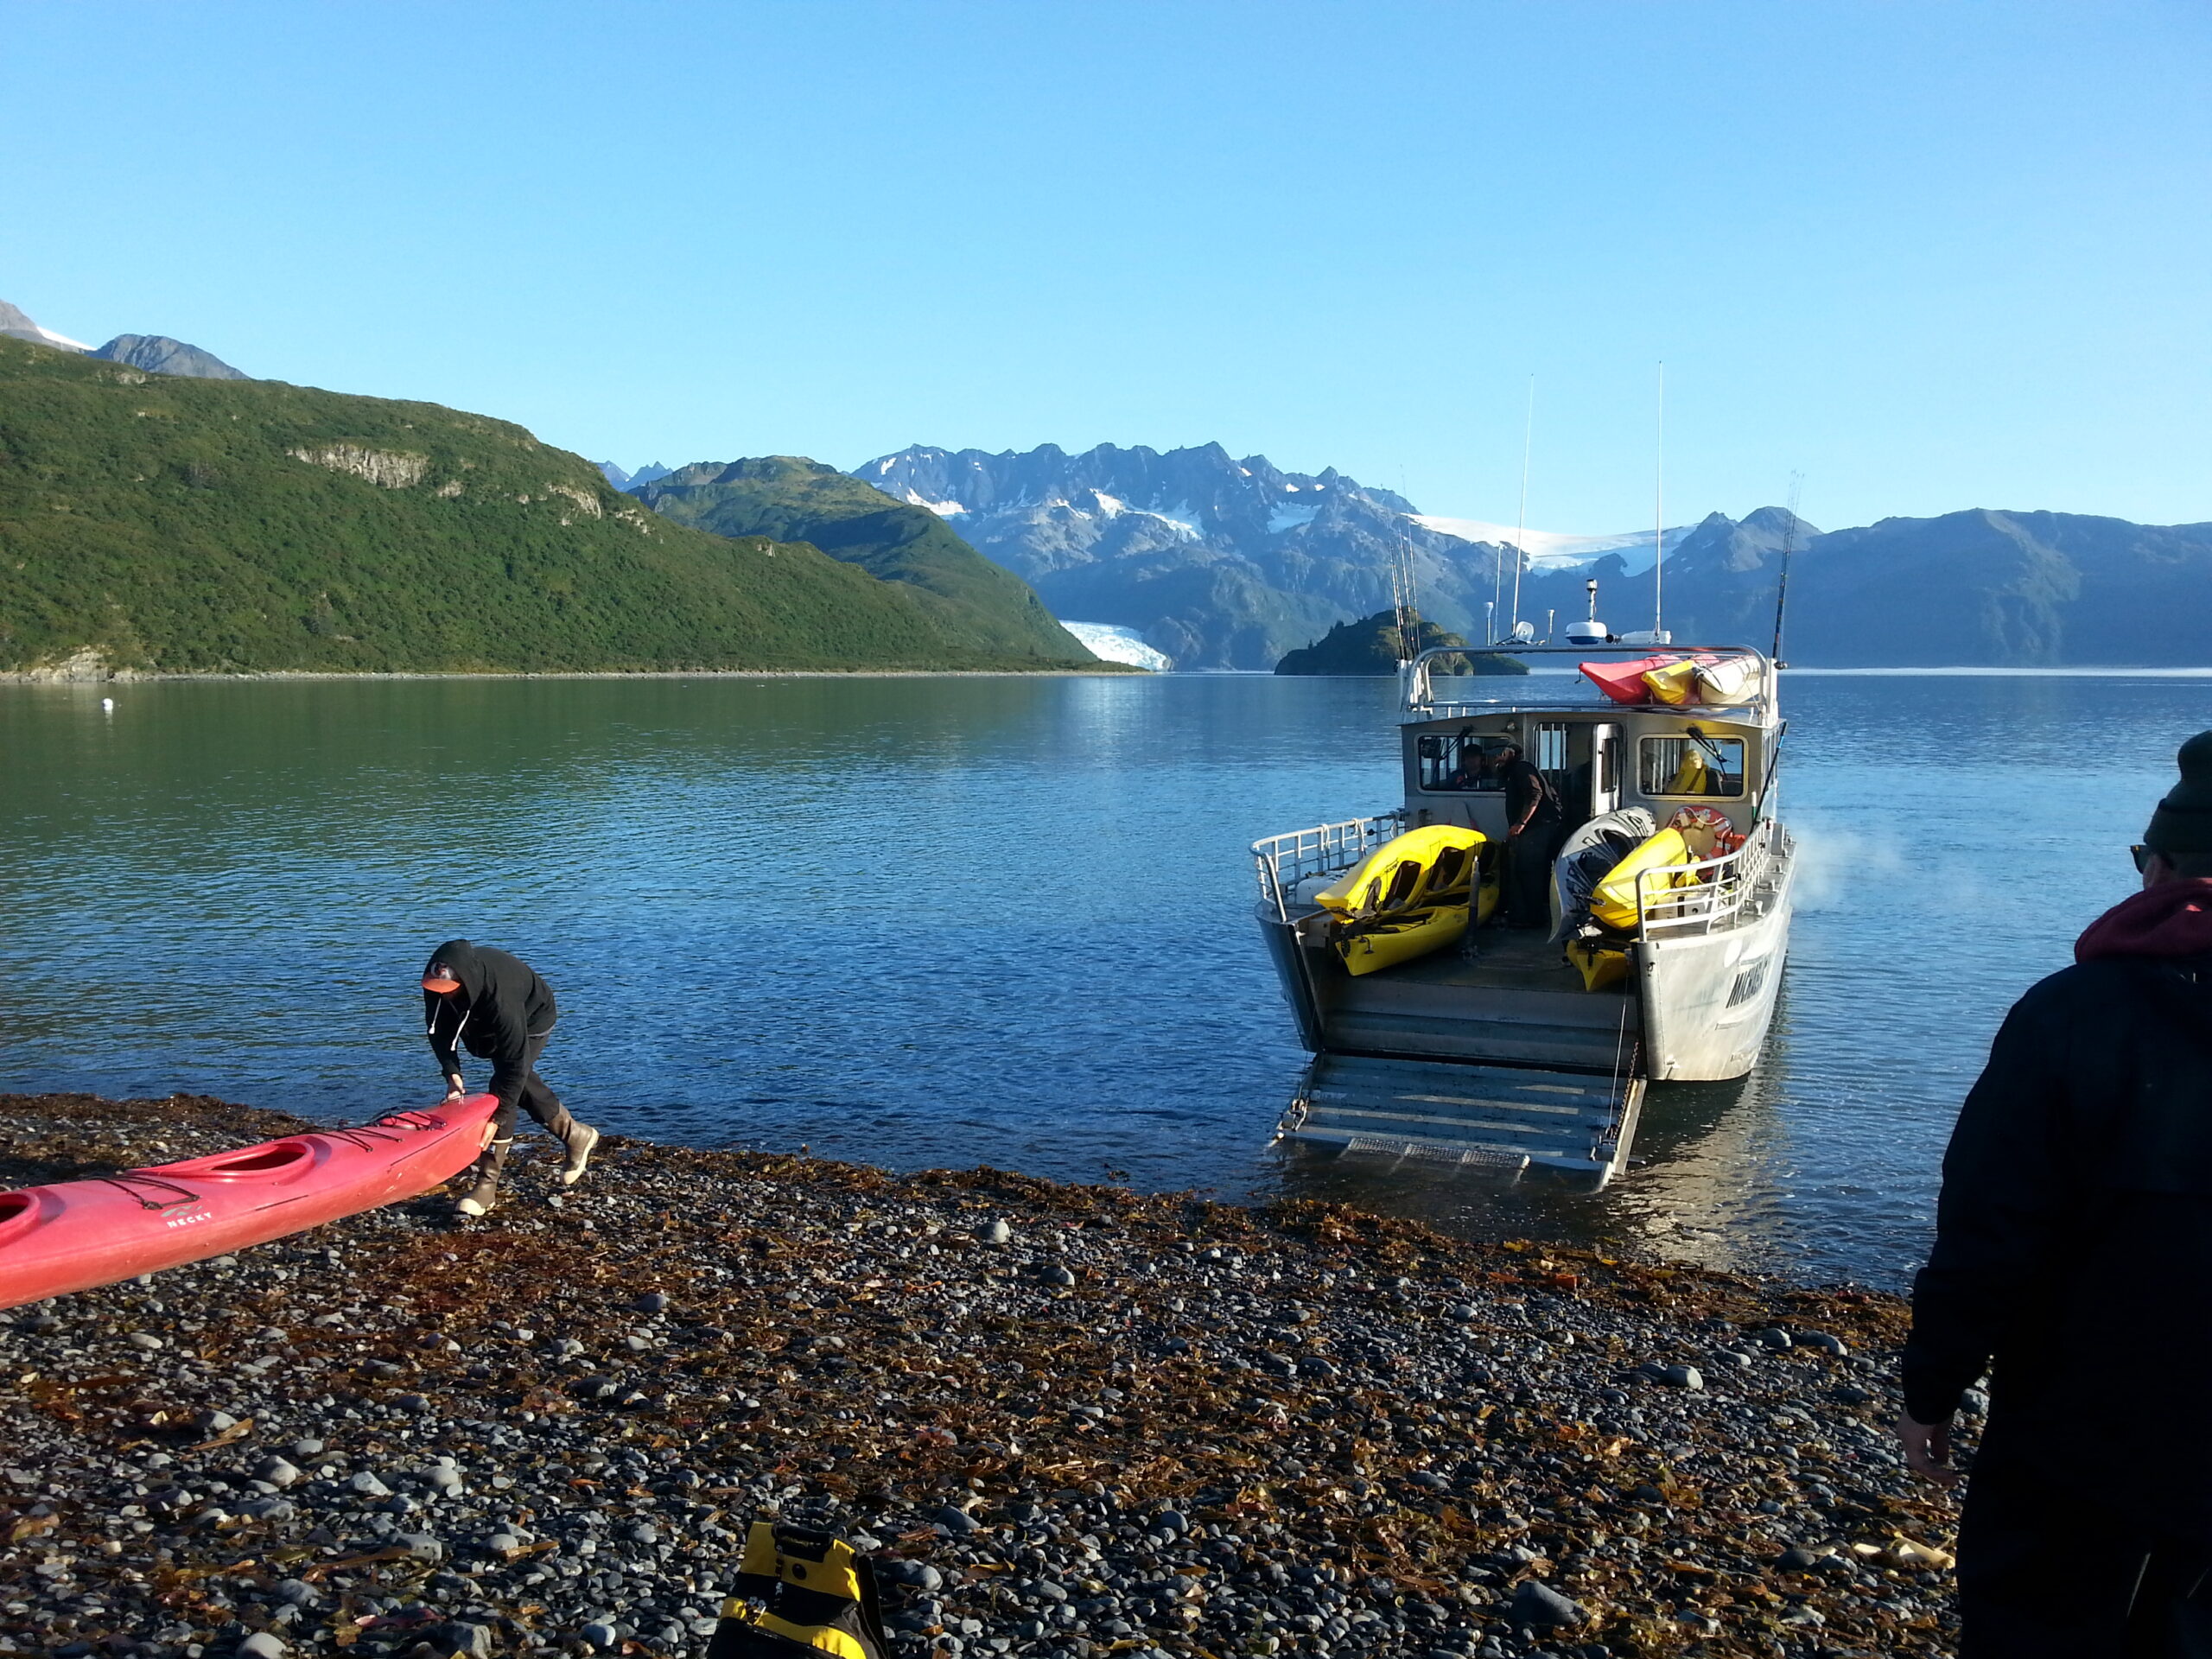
[0,1092,1964,1658]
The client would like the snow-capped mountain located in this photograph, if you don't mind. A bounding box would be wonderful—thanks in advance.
[855,442,1692,669]
[0,300,91,353]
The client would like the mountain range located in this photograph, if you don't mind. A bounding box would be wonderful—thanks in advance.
[852,442,2212,668]
[625,456,1092,662]
[0,338,1093,676]
[1,299,247,379]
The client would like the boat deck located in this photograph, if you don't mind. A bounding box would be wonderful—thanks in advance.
[1376,923,1621,997]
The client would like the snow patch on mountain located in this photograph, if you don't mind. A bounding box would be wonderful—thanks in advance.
[1414,516,1698,575]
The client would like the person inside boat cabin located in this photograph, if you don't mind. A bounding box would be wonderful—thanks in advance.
[421,939,601,1217]
[1497,741,1565,927]
[1899,730,2212,1656]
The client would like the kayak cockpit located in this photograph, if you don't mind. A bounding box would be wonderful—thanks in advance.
[163,1140,317,1179]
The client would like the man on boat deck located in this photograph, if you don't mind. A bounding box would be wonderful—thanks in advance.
[1497,741,1563,928]
[1900,730,2212,1657]
[422,940,600,1217]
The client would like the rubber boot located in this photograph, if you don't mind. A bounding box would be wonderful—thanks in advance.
[455,1138,512,1217]
[542,1107,601,1187]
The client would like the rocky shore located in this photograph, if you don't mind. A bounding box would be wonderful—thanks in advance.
[0,1095,1963,1659]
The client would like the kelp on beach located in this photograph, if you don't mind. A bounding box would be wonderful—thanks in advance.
[0,1095,1963,1658]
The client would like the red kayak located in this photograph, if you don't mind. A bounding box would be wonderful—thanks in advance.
[0,1096,499,1310]
[1580,652,1718,705]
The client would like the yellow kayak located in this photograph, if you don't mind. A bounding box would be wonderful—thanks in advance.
[1316,825,1484,917]
[1333,903,1471,976]
[1590,827,1697,931]
[1567,938,1630,991]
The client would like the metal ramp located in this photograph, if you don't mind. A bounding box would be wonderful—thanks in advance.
[1276,1052,1644,1185]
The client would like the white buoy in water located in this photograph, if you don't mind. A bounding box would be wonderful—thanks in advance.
[101,697,114,714]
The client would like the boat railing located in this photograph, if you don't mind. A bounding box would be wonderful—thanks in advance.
[1402,642,1776,715]
[1633,816,1787,937]
[1251,812,1404,923]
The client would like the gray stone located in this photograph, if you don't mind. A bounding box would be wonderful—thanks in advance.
[437,1623,493,1659]
[978,1219,1013,1246]
[254,1459,302,1489]
[635,1292,668,1313]
[1796,1332,1848,1357]
[1046,1267,1076,1287]
[580,1624,618,1650]
[931,1506,982,1535]
[1754,1327,1794,1351]
[126,1332,164,1351]
[879,1560,943,1592]
[394,1532,444,1563]
[347,1471,391,1498]
[238,1634,286,1659]
[1507,1580,1586,1629]
[1660,1364,1704,1390]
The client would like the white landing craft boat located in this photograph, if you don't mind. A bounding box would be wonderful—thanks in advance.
[1251,639,1796,1186]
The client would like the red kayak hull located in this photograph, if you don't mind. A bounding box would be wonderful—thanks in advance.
[0,1096,499,1310]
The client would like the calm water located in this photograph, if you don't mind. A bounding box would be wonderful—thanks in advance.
[1,671,2203,1289]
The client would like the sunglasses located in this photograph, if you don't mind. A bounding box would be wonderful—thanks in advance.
[2132,845,2160,874]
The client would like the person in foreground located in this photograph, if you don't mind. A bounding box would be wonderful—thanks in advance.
[422,939,600,1217]
[1899,731,2212,1657]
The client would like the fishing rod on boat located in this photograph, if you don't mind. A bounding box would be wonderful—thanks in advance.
[1770,471,1802,668]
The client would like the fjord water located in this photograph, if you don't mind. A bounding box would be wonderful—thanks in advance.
[1,671,2201,1289]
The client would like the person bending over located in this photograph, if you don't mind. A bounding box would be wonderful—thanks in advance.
[1899,730,2212,1656]
[422,939,600,1217]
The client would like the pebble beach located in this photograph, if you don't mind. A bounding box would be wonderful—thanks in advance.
[0,1095,1965,1659]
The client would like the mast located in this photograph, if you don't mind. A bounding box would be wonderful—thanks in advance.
[1653,362,1665,637]
[1509,375,1534,634]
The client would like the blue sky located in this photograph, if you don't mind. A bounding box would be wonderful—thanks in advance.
[4,1,2206,532]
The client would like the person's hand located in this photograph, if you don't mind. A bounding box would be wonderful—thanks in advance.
[1897,1412,1959,1488]
[1509,823,1524,838]
[477,1118,499,1150]
[443,1074,467,1102]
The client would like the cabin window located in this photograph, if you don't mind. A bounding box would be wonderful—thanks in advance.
[1639,734,1746,798]
[1416,732,1509,792]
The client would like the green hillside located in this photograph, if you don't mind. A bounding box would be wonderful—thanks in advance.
[629,457,1095,663]
[0,339,1090,675]
[1275,610,1528,676]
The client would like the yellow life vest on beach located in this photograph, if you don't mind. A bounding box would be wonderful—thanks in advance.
[709,1522,893,1659]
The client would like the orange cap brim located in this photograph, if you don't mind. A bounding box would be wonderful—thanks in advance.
[422,976,461,993]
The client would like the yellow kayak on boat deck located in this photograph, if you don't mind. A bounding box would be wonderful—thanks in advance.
[1334,903,1471,976]
[1316,825,1483,917]
[1590,827,1698,931]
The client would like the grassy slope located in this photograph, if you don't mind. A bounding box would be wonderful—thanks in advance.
[630,457,1096,664]
[0,340,1069,673]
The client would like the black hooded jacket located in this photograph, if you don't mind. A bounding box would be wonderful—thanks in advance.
[423,940,557,1107]
[1904,945,2212,1531]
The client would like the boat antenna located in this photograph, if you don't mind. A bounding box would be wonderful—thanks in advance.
[1770,470,1802,666]
[1652,361,1665,637]
[1509,374,1534,635]
[1390,474,1421,665]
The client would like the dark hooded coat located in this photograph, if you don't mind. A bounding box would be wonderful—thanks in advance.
[422,940,558,1109]
[1904,880,2212,1535]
